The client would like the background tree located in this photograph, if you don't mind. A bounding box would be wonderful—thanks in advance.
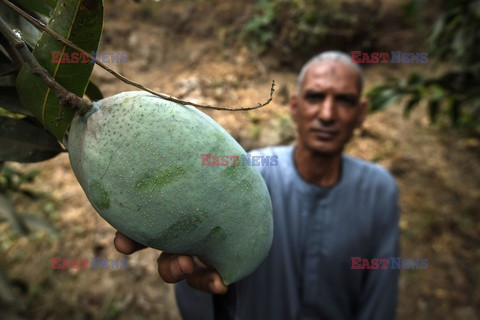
[368,0,480,135]
[0,0,103,313]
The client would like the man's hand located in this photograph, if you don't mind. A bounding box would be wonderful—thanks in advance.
[113,231,228,295]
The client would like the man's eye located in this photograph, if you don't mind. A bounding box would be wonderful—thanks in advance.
[337,95,358,106]
[304,93,325,102]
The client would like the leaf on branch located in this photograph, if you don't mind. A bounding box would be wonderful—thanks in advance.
[367,87,399,113]
[406,73,424,86]
[12,0,57,18]
[0,62,18,76]
[16,0,104,140]
[0,1,43,48]
[429,15,445,51]
[0,116,64,162]
[0,86,33,116]
[403,95,421,118]
[0,73,16,86]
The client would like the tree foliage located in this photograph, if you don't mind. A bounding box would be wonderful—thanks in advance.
[0,0,104,162]
[367,0,480,133]
[234,0,381,62]
[0,0,103,312]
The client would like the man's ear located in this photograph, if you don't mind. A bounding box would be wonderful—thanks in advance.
[355,100,368,129]
[289,95,299,123]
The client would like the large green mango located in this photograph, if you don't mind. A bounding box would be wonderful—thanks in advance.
[67,91,273,285]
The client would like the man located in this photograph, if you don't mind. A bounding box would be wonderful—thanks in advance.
[114,51,400,319]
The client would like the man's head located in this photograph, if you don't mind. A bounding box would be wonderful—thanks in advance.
[290,51,367,157]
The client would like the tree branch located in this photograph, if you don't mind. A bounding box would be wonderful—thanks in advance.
[0,16,92,115]
[0,0,275,111]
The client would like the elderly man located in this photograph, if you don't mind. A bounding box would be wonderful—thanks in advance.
[114,51,400,319]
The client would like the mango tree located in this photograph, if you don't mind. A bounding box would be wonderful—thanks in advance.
[0,0,275,311]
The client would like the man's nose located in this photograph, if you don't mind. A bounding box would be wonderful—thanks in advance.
[318,95,336,122]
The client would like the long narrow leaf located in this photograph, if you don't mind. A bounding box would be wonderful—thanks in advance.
[0,87,33,116]
[0,73,15,86]
[0,1,43,48]
[0,62,18,76]
[13,0,57,18]
[16,0,104,140]
[0,116,64,162]
[368,88,399,113]
[403,95,421,118]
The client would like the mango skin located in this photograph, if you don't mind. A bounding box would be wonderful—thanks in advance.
[67,91,273,285]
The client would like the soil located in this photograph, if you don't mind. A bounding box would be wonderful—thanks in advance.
[1,0,479,319]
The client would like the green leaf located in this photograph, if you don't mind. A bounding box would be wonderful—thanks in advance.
[0,87,33,116]
[0,116,64,162]
[12,0,57,18]
[0,193,29,235]
[452,27,466,60]
[0,1,43,48]
[428,15,445,52]
[85,80,103,101]
[16,0,104,140]
[0,73,16,86]
[432,86,444,100]
[407,73,423,86]
[19,169,40,184]
[403,95,421,118]
[368,88,399,113]
[0,44,11,62]
[0,62,18,76]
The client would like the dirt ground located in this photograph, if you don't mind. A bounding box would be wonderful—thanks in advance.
[1,0,479,319]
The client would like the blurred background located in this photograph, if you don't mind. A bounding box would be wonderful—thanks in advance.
[1,0,479,319]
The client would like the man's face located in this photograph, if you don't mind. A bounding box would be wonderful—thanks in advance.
[290,60,367,156]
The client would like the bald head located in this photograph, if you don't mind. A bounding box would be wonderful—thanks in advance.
[297,51,365,95]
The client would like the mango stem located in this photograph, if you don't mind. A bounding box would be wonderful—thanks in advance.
[0,0,275,112]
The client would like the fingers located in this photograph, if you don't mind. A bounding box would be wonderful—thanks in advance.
[158,252,195,283]
[113,231,146,254]
[113,232,228,295]
[158,253,228,295]
[187,269,228,295]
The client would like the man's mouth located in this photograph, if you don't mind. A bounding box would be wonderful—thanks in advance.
[310,128,338,139]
